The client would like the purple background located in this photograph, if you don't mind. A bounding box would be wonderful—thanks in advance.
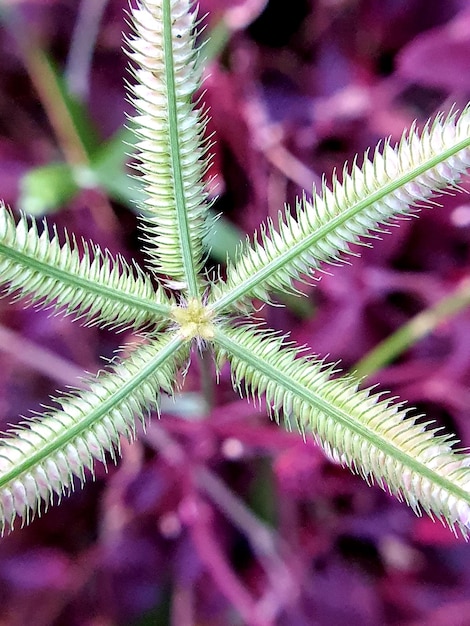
[0,0,470,624]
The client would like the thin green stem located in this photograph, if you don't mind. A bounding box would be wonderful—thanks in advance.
[197,348,216,412]
[354,277,470,378]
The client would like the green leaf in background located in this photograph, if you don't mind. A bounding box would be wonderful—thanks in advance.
[19,163,78,216]
[19,124,245,263]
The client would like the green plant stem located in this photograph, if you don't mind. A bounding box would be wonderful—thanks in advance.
[14,33,90,167]
[197,349,216,412]
[2,6,119,232]
[354,277,470,378]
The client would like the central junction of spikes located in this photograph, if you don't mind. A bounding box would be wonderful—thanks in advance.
[171,298,215,340]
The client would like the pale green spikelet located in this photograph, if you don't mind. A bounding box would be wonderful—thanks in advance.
[127,0,212,296]
[214,324,470,535]
[0,334,187,533]
[209,109,470,312]
[0,206,171,329]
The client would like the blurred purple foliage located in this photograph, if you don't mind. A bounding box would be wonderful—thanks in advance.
[0,0,470,624]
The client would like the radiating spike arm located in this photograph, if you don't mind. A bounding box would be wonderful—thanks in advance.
[0,206,171,330]
[209,108,470,313]
[127,0,212,297]
[214,323,470,535]
[0,333,187,533]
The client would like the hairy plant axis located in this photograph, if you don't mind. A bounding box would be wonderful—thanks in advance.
[1,0,470,536]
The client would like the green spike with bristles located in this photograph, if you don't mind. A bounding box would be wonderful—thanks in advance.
[0,0,469,539]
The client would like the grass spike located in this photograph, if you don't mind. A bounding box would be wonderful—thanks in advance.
[0,206,171,329]
[0,334,187,534]
[209,107,470,312]
[214,323,470,536]
[127,0,213,296]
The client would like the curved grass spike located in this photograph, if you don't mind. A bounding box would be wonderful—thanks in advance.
[209,109,470,312]
[0,0,470,539]
[0,334,187,533]
[127,0,213,296]
[214,324,470,536]
[0,206,172,330]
